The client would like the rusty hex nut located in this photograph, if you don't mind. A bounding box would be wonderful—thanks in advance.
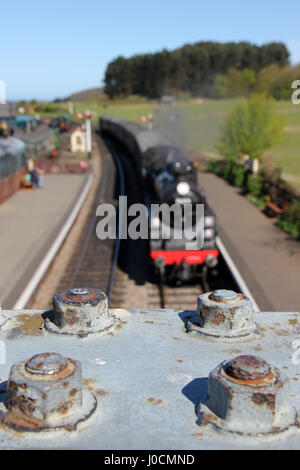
[205,355,296,434]
[7,352,82,422]
[197,289,255,338]
[47,287,114,336]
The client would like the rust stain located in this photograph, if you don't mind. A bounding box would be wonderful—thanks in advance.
[57,288,105,305]
[96,389,108,397]
[172,337,179,341]
[272,426,281,432]
[224,356,273,384]
[212,314,225,325]
[224,371,275,386]
[115,320,127,330]
[2,409,44,432]
[177,360,183,363]
[202,307,209,317]
[83,378,97,391]
[289,319,298,326]
[192,432,204,438]
[200,412,218,426]
[276,329,290,337]
[69,388,78,397]
[58,405,69,415]
[229,308,237,318]
[16,395,36,415]
[16,314,43,336]
[252,393,275,411]
[139,311,147,315]
[64,423,77,432]
[144,321,154,325]
[147,397,163,405]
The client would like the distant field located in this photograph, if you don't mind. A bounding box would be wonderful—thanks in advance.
[158,99,300,182]
[265,101,300,179]
[39,97,300,181]
[42,99,156,122]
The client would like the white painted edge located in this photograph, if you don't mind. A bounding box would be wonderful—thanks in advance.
[216,235,260,312]
[13,173,93,310]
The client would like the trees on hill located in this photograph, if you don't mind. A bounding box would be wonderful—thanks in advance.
[104,41,289,99]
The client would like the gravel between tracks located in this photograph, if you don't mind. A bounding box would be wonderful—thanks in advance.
[27,139,103,310]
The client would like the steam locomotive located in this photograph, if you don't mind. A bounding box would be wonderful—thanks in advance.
[99,116,219,282]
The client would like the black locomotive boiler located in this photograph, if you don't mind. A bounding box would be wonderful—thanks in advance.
[99,115,219,283]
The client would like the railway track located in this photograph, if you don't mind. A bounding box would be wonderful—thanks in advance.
[55,134,125,300]
[102,136,240,312]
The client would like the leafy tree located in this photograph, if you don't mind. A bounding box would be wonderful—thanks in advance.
[217,94,284,161]
[214,68,256,97]
[256,64,300,99]
[213,74,230,98]
[270,64,300,100]
[227,68,256,96]
[104,41,289,99]
[256,64,280,94]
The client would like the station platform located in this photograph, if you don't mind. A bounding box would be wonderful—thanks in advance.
[199,173,300,312]
[0,173,89,308]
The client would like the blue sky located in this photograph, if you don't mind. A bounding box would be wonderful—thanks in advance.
[2,0,300,100]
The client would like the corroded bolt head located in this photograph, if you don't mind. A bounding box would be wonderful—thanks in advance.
[57,287,106,305]
[7,352,82,423]
[48,287,113,336]
[204,354,296,435]
[69,288,90,296]
[25,352,68,375]
[209,290,238,302]
[224,355,271,381]
[196,289,255,338]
